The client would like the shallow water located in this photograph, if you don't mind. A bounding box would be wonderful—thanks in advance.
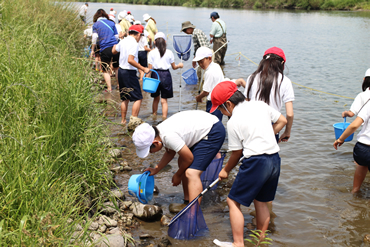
[83,3,370,246]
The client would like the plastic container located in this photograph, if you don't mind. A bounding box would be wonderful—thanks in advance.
[143,69,160,93]
[128,171,154,204]
[333,120,354,142]
[182,68,198,85]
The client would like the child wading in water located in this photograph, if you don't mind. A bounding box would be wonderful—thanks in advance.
[334,68,370,193]
[210,81,287,247]
[147,32,183,119]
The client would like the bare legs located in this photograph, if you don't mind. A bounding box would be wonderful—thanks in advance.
[227,198,245,247]
[253,200,270,238]
[120,99,142,125]
[152,96,168,119]
[352,162,369,193]
[102,72,112,92]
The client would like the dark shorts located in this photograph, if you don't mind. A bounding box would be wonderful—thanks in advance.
[150,69,173,99]
[138,51,148,67]
[228,153,281,207]
[118,68,143,102]
[94,44,101,55]
[188,121,225,171]
[206,100,223,122]
[100,46,119,72]
[353,142,370,167]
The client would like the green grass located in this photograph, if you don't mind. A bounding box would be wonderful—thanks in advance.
[0,0,114,245]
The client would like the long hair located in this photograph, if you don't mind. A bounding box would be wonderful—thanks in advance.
[246,53,285,105]
[93,9,113,23]
[362,77,370,91]
[155,38,166,58]
[149,17,156,24]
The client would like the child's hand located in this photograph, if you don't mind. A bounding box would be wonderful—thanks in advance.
[333,139,344,150]
[144,167,158,176]
[218,168,229,180]
[172,173,182,186]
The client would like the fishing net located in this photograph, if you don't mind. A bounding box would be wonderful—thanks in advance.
[173,34,192,61]
[168,200,208,240]
[200,152,226,190]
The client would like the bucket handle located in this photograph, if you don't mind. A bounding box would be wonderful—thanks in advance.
[144,69,160,82]
[136,171,150,204]
[343,117,346,130]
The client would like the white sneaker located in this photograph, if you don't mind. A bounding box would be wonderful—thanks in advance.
[213,239,234,247]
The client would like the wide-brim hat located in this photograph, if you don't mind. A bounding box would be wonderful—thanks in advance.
[118,10,127,20]
[181,21,196,32]
[365,68,370,77]
[143,13,151,21]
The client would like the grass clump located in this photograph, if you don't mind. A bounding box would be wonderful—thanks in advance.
[0,0,113,245]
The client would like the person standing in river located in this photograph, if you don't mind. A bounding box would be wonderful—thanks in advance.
[79,2,88,24]
[143,14,158,48]
[209,12,227,66]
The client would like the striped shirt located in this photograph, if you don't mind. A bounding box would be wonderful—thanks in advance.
[192,28,211,55]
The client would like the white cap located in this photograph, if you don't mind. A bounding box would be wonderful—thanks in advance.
[154,32,166,41]
[193,47,213,62]
[118,10,127,20]
[365,68,370,77]
[132,123,155,158]
[134,20,141,25]
[143,13,151,21]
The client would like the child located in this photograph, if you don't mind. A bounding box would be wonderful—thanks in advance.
[193,47,224,121]
[334,68,370,194]
[136,20,151,80]
[210,81,287,247]
[112,25,149,125]
[132,110,225,203]
[342,68,370,118]
[147,32,183,119]
[236,47,294,143]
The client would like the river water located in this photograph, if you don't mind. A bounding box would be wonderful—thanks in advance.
[82,3,370,246]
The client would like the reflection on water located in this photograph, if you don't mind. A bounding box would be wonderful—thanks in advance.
[85,3,370,246]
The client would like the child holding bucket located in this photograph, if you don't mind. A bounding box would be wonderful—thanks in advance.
[210,81,287,247]
[147,32,183,119]
[132,110,225,203]
[334,69,370,194]
[112,25,150,125]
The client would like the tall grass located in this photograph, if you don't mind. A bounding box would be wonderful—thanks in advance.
[0,0,113,245]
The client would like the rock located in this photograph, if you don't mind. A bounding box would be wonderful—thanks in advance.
[110,189,125,200]
[109,149,122,159]
[130,202,163,221]
[120,161,129,166]
[139,234,154,239]
[88,222,99,231]
[160,215,171,226]
[169,203,186,214]
[364,234,370,244]
[74,224,83,231]
[94,94,106,104]
[101,201,118,215]
[110,165,122,172]
[223,206,229,213]
[98,224,107,233]
[107,227,121,235]
[120,201,133,210]
[127,116,144,132]
[158,237,172,247]
[67,218,73,224]
[95,234,125,247]
[153,185,159,194]
[100,216,118,227]
[121,166,132,171]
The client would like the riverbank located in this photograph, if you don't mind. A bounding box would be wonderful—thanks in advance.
[78,0,370,10]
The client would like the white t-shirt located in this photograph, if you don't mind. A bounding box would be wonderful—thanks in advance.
[138,30,149,51]
[357,100,370,145]
[350,88,370,115]
[157,110,219,153]
[203,62,224,101]
[244,73,295,112]
[126,14,135,23]
[115,36,139,70]
[227,101,281,158]
[148,48,174,70]
[79,5,87,16]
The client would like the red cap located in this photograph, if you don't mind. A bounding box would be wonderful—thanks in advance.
[110,8,113,10]
[128,11,131,14]
[129,24,144,34]
[210,81,238,113]
[264,46,286,62]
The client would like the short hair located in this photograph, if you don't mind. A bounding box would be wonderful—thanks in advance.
[128,30,140,36]
[228,91,246,106]
[363,77,370,91]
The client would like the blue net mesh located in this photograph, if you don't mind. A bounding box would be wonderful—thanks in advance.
[173,35,192,61]
[200,152,226,190]
[168,200,208,240]
[182,68,198,85]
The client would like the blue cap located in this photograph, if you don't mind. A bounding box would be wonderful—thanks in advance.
[210,12,219,19]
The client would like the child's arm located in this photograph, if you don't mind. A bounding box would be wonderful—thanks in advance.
[334,116,364,149]
[342,110,355,118]
[144,148,176,175]
[272,114,287,135]
[279,101,293,142]
[219,150,243,180]
[195,91,209,102]
[128,55,150,74]
[171,62,183,70]
[234,78,246,88]
[172,145,194,186]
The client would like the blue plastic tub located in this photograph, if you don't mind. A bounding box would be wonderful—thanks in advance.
[182,68,198,85]
[143,69,160,93]
[128,171,154,204]
[333,122,354,142]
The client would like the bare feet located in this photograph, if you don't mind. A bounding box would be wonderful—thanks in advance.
[121,120,127,125]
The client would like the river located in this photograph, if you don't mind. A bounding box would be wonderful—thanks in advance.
[82,3,370,246]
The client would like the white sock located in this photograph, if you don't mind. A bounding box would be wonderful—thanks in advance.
[213,239,234,247]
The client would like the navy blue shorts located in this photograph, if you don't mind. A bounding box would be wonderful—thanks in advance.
[206,100,223,122]
[189,121,225,171]
[150,69,173,99]
[118,68,143,102]
[228,153,281,207]
[353,142,370,167]
[100,46,119,72]
[138,51,148,67]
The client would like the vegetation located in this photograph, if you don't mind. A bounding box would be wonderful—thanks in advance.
[245,230,273,246]
[0,0,114,245]
[78,0,370,10]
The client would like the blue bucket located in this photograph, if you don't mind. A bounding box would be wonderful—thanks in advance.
[143,69,160,93]
[128,171,154,204]
[333,119,354,142]
[182,68,198,85]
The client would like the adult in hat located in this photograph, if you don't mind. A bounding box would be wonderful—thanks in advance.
[112,25,149,125]
[79,2,88,24]
[209,12,227,66]
[118,10,131,38]
[334,68,370,193]
[132,110,225,203]
[210,80,287,247]
[143,13,157,47]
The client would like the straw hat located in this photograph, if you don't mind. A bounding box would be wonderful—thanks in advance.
[118,10,127,21]
[181,21,196,32]
[143,13,151,21]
